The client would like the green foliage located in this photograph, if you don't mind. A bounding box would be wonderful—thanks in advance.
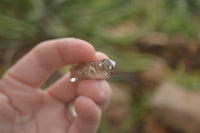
[161,0,198,36]
[98,117,111,133]
[111,52,155,72]
[130,90,153,122]
[166,65,200,91]
[0,0,199,48]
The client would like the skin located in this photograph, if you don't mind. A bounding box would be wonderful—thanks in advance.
[0,38,112,133]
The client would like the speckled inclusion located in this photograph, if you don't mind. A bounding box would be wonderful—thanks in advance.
[70,59,117,82]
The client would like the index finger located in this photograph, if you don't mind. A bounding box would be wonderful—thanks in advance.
[2,38,96,88]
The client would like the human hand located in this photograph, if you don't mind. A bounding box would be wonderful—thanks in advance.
[0,38,111,133]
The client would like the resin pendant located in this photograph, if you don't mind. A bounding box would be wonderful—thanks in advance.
[70,59,117,82]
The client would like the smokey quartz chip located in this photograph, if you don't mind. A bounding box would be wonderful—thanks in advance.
[70,59,117,82]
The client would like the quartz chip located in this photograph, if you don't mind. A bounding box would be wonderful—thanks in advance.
[70,59,117,82]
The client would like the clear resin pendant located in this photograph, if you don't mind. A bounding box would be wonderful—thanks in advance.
[70,59,117,82]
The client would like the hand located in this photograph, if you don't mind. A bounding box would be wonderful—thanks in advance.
[0,38,111,133]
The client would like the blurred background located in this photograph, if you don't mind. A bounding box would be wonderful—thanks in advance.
[1,0,200,133]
